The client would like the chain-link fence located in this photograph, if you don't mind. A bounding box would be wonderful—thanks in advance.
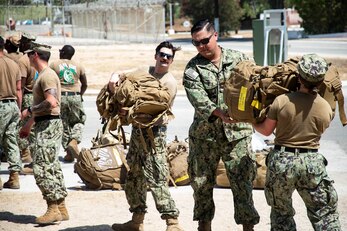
[1,0,166,43]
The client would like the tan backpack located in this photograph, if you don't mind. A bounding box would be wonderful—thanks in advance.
[74,119,130,190]
[318,64,347,126]
[224,58,347,125]
[215,151,268,189]
[166,136,190,186]
[114,69,173,128]
[96,84,119,122]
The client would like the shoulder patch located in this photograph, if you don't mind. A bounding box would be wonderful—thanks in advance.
[185,68,199,80]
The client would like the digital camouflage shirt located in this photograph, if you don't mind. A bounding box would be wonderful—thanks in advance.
[183,47,253,142]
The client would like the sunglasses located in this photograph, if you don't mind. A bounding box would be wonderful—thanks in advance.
[191,33,214,47]
[157,52,173,59]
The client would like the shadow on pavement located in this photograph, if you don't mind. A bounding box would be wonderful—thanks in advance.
[0,211,36,224]
[59,224,112,230]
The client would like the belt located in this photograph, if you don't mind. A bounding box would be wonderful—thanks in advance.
[61,92,80,96]
[34,115,60,123]
[0,99,16,103]
[24,89,33,94]
[274,145,318,153]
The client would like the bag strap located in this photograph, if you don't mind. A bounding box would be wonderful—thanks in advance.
[335,90,347,126]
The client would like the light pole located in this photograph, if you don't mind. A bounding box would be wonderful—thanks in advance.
[214,0,219,34]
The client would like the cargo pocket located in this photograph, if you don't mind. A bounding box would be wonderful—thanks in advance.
[303,153,327,189]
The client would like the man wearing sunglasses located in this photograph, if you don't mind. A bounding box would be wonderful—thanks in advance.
[111,41,184,231]
[20,42,69,225]
[183,19,259,231]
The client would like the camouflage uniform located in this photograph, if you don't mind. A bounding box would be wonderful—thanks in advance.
[183,48,259,224]
[0,101,21,172]
[264,54,341,230]
[60,94,86,149]
[17,34,37,155]
[125,125,180,218]
[265,149,340,230]
[33,119,67,201]
[49,57,87,151]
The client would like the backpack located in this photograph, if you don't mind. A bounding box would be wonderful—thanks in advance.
[74,144,129,190]
[318,64,347,126]
[96,84,119,122]
[215,151,268,189]
[224,58,347,125]
[166,136,190,186]
[113,69,173,128]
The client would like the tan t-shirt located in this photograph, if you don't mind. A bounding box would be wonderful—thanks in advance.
[49,59,86,92]
[149,66,177,107]
[267,92,333,149]
[0,56,21,100]
[32,67,61,117]
[5,52,23,63]
[18,54,37,93]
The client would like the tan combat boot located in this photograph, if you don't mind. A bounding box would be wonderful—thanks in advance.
[57,198,69,221]
[111,212,145,231]
[198,220,211,231]
[3,171,20,189]
[64,139,79,162]
[21,148,32,163]
[243,224,254,231]
[166,218,184,231]
[35,200,62,224]
[21,162,34,175]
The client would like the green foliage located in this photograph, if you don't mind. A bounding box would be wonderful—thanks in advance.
[241,0,270,19]
[181,0,243,34]
[0,5,48,25]
[285,0,347,34]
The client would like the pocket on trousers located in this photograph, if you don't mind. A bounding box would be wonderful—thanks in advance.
[304,153,327,189]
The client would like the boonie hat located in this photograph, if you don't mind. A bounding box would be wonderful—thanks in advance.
[25,42,51,54]
[297,54,328,83]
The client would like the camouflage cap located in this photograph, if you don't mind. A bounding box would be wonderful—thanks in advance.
[25,42,51,55]
[297,54,328,83]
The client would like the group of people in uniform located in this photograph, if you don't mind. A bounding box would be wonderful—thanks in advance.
[0,18,342,231]
[0,32,87,224]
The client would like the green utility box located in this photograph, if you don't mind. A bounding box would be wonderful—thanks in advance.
[252,19,286,66]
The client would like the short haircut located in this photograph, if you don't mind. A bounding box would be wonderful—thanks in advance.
[38,52,51,62]
[60,45,75,59]
[155,41,181,58]
[0,36,4,49]
[191,19,215,35]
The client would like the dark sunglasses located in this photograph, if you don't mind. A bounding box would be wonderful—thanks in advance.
[191,33,214,46]
[157,52,173,59]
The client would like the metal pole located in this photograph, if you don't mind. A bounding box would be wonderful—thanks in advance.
[214,0,219,34]
[63,0,66,43]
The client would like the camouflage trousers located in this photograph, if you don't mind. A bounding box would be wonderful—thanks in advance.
[61,95,86,149]
[188,135,259,224]
[0,100,21,172]
[265,148,341,230]
[33,118,67,201]
[18,93,35,151]
[125,125,180,219]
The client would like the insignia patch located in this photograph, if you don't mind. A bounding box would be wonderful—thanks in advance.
[185,68,199,80]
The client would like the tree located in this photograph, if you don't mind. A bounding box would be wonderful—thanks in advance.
[181,0,243,35]
[285,0,347,34]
